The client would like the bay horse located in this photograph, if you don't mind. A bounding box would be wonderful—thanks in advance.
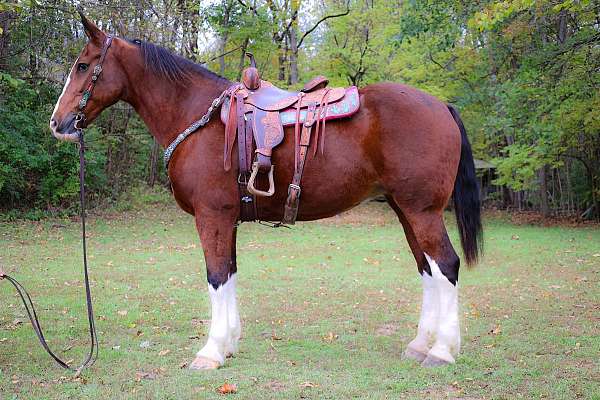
[50,15,482,370]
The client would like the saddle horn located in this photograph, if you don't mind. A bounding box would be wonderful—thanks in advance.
[242,52,261,91]
[246,52,257,68]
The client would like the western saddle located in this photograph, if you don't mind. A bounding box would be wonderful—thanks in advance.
[222,54,360,224]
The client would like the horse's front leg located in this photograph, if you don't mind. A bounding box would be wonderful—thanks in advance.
[189,212,240,370]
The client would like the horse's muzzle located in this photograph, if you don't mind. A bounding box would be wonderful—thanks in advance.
[50,112,80,142]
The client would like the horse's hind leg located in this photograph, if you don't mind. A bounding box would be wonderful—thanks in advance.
[189,211,241,370]
[386,197,438,363]
[389,198,461,366]
[408,210,461,366]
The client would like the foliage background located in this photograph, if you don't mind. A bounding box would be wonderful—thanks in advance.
[0,0,598,219]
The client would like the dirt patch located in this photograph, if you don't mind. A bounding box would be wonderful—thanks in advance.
[375,323,399,336]
[264,380,286,392]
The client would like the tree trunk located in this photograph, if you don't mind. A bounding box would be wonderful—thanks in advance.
[539,165,550,217]
[557,10,568,45]
[219,2,231,76]
[0,12,13,71]
[288,27,299,85]
[288,0,300,85]
[148,139,160,187]
[278,40,286,82]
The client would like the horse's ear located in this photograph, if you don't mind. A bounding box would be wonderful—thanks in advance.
[78,10,106,46]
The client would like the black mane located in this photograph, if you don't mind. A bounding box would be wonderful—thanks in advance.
[130,39,229,86]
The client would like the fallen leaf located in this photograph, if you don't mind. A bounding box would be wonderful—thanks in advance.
[117,310,128,316]
[135,371,159,381]
[299,381,318,388]
[158,349,171,356]
[216,382,237,394]
[489,325,501,335]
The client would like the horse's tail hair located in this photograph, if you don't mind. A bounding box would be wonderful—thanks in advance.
[448,104,483,266]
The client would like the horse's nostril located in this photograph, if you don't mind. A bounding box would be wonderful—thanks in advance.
[50,119,58,129]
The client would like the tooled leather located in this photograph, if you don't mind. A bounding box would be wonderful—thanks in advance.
[221,86,359,128]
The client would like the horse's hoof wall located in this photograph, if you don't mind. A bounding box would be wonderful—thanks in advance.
[188,356,221,370]
[421,354,453,367]
[403,347,428,363]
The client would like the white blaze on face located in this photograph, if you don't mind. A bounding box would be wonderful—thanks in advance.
[424,253,460,362]
[49,61,78,136]
[196,274,241,365]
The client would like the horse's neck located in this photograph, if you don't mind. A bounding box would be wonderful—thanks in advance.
[125,71,231,147]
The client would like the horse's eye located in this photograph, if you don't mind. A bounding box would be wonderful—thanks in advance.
[77,63,89,72]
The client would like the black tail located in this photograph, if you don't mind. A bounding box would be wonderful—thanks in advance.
[448,105,483,266]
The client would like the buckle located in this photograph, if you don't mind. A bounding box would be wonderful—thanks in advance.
[238,173,249,185]
[74,113,86,130]
[288,183,301,196]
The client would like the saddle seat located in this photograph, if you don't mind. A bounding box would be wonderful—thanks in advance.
[242,76,334,111]
[222,54,360,225]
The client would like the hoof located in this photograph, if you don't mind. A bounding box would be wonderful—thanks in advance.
[403,347,428,363]
[188,356,221,370]
[421,353,454,367]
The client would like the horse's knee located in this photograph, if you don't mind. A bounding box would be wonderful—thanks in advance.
[206,260,234,289]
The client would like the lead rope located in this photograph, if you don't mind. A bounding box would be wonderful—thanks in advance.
[0,131,99,377]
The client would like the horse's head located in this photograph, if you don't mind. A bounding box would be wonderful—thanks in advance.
[50,13,128,141]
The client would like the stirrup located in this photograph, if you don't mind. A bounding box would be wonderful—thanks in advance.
[247,162,275,197]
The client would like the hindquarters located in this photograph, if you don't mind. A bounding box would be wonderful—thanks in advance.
[364,83,479,365]
[364,82,462,214]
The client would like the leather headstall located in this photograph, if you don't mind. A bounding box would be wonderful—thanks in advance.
[75,35,114,129]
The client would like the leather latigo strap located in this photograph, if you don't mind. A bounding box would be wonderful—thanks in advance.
[222,85,257,222]
[283,102,318,225]
[223,86,239,171]
[236,92,247,173]
[237,109,257,222]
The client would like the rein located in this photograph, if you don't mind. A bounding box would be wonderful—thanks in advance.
[0,35,115,377]
[0,134,98,376]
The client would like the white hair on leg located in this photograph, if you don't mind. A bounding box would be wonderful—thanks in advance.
[190,273,240,369]
[423,253,460,365]
[404,271,439,361]
[224,273,241,357]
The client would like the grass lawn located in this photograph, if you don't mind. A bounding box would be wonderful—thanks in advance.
[1,200,599,399]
